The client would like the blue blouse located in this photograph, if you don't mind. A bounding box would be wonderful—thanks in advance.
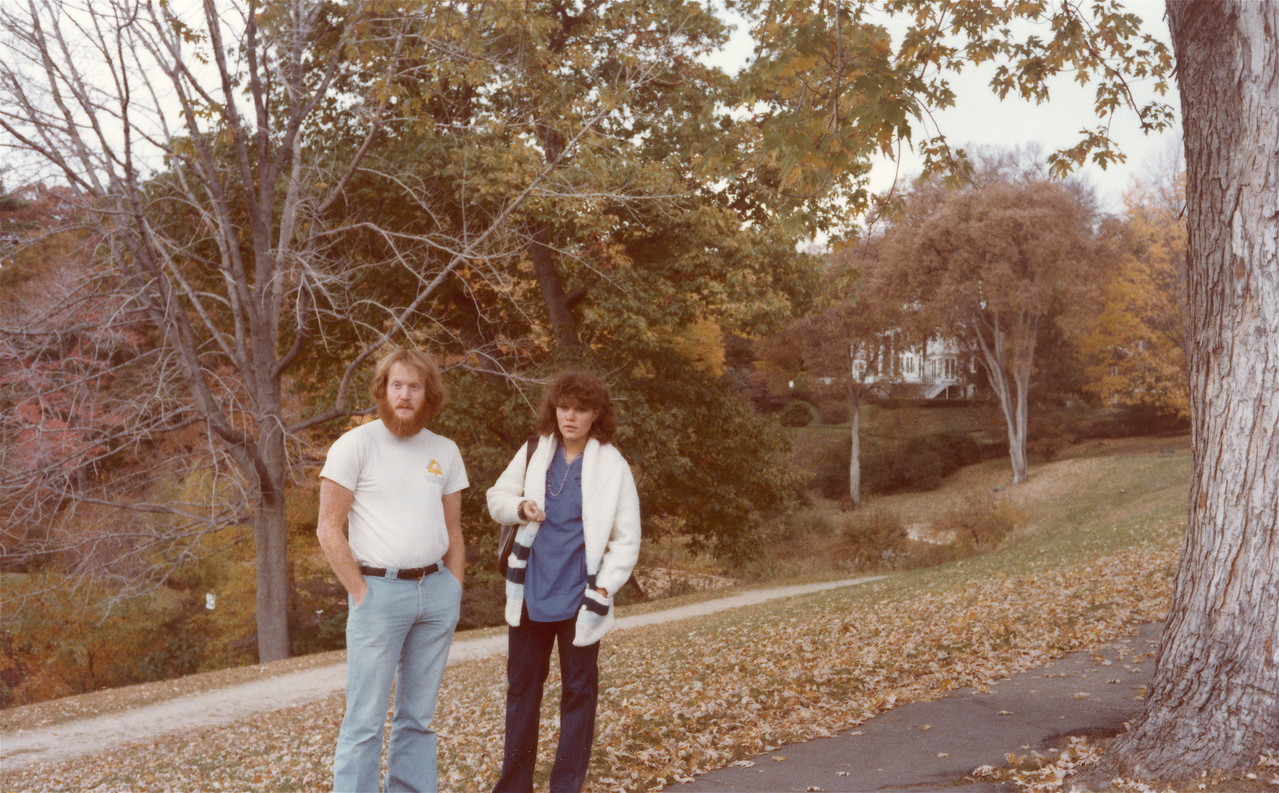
[525,444,588,622]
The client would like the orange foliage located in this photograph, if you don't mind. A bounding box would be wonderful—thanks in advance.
[1080,180,1189,418]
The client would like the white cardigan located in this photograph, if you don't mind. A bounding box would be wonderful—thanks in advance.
[487,435,641,645]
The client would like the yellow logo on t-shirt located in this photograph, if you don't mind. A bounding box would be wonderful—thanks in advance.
[426,459,444,476]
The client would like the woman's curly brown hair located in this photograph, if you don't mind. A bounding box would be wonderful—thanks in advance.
[534,370,617,443]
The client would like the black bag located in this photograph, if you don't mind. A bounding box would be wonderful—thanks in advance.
[498,435,539,576]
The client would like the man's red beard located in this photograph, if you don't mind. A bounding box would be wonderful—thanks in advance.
[377,396,432,438]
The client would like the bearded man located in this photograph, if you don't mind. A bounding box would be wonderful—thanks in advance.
[317,349,468,793]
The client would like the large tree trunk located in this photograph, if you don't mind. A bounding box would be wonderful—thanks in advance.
[252,416,292,663]
[1105,0,1279,778]
[252,484,291,662]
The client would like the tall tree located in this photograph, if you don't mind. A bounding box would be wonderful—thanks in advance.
[384,0,824,556]
[745,0,1274,777]
[870,174,1108,484]
[1102,0,1279,777]
[760,249,893,507]
[0,0,649,661]
[1080,178,1189,418]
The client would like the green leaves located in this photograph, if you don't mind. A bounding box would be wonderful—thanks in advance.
[730,0,1175,235]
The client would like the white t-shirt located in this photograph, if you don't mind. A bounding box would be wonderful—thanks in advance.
[320,420,468,569]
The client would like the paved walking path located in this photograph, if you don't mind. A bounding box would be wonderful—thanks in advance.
[0,577,883,772]
[667,622,1163,792]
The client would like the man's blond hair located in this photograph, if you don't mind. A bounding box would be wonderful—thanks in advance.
[370,349,446,422]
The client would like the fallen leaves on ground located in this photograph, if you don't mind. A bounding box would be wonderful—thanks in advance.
[0,533,1178,793]
[973,736,1279,792]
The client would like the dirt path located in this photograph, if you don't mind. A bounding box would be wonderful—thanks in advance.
[0,576,883,772]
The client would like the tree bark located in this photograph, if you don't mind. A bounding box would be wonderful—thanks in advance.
[252,401,292,662]
[529,223,582,350]
[1105,0,1279,778]
[975,320,1032,485]
[848,383,862,507]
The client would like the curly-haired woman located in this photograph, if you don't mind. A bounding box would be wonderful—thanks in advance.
[486,370,642,792]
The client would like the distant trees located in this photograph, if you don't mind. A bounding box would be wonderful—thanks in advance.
[869,171,1110,484]
[0,0,668,661]
[760,247,893,507]
[1080,177,1189,418]
[0,0,821,666]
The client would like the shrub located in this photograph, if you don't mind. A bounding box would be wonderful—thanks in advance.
[809,430,996,499]
[762,505,837,545]
[817,400,851,425]
[810,443,853,499]
[861,438,944,494]
[931,431,984,471]
[812,437,942,498]
[778,400,817,427]
[0,572,197,708]
[838,507,908,570]
[458,568,507,630]
[930,493,1023,552]
[1028,431,1077,462]
[1063,405,1190,441]
[289,552,347,657]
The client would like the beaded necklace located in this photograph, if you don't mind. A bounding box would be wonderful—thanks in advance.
[546,447,579,499]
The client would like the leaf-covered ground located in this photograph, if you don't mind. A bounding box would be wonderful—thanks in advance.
[1,444,1195,792]
[1,520,1179,792]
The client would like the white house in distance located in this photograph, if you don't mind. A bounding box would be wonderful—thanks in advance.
[853,336,977,400]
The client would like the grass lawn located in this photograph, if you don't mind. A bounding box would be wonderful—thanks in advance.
[0,437,1202,792]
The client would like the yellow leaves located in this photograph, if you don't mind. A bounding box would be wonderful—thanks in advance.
[1080,178,1188,417]
[659,318,727,377]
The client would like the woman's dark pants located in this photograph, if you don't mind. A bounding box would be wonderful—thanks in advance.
[492,612,600,793]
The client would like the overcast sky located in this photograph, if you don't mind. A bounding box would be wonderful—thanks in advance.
[708,0,1182,214]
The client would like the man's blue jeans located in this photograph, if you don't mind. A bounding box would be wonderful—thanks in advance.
[333,568,461,793]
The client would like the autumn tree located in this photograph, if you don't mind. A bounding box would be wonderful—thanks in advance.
[732,0,1175,224]
[0,0,669,661]
[760,248,894,506]
[870,174,1108,484]
[338,0,823,556]
[1099,0,1279,777]
[740,0,1275,777]
[1080,177,1189,418]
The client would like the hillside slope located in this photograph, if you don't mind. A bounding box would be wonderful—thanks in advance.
[0,439,1190,792]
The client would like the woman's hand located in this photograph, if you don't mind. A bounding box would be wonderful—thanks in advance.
[518,500,546,523]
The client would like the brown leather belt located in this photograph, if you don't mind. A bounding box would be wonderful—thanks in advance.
[358,563,439,580]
